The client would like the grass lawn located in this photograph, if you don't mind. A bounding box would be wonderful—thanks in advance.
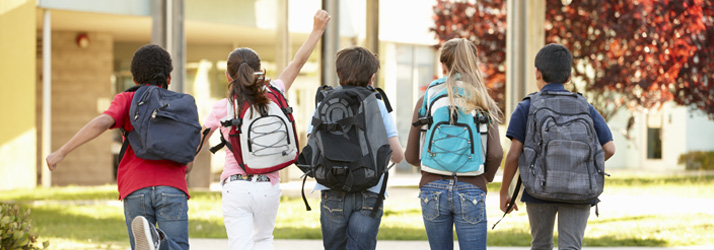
[1,173,712,249]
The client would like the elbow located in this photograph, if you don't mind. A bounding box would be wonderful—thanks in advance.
[391,151,404,164]
[602,141,616,161]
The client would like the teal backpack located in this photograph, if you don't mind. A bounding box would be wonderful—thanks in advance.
[414,77,489,176]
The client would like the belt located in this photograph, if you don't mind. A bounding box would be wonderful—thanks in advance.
[222,174,271,186]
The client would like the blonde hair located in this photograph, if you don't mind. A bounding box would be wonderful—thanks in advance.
[439,38,502,123]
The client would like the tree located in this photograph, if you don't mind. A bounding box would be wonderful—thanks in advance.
[431,0,714,120]
[431,0,507,111]
[546,0,714,120]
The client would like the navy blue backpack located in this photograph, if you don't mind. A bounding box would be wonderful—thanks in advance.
[118,85,205,165]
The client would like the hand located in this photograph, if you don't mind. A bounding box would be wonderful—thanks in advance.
[499,193,519,214]
[46,151,65,171]
[313,9,331,33]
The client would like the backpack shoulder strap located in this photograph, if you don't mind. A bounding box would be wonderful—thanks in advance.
[266,83,294,117]
[372,87,393,113]
[314,85,334,107]
[492,176,521,229]
[522,91,539,101]
[117,85,147,166]
[474,110,489,160]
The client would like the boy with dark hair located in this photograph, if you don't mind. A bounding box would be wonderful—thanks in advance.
[47,44,191,250]
[499,43,616,250]
[306,46,404,250]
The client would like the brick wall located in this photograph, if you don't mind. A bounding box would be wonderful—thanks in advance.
[50,31,114,186]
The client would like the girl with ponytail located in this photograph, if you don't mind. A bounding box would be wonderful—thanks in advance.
[404,38,504,250]
[201,10,330,250]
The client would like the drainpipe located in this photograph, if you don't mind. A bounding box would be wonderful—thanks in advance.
[41,9,52,187]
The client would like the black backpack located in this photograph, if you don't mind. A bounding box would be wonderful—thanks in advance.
[118,85,207,165]
[297,85,393,217]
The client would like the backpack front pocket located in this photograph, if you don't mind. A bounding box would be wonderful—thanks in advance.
[544,140,592,194]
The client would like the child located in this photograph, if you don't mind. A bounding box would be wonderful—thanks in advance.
[46,44,191,250]
[200,10,330,250]
[404,38,503,250]
[308,46,404,250]
[499,43,616,250]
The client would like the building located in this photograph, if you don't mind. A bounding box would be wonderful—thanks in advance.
[1,0,712,191]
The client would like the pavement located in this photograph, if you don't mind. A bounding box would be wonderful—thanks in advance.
[178,173,714,250]
[192,238,714,250]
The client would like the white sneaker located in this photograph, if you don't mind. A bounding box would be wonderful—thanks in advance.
[131,216,161,250]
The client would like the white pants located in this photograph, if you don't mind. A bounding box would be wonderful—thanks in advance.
[222,179,281,250]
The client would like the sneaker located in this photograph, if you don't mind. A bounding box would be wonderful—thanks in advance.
[131,216,161,250]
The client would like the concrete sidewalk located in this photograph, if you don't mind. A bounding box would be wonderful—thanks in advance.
[185,173,714,250]
[188,238,713,250]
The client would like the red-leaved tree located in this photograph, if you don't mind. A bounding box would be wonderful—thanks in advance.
[432,0,714,121]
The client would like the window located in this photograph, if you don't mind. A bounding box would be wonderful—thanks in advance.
[647,114,662,159]
[394,44,435,173]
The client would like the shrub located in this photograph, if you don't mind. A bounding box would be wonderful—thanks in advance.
[0,203,49,250]
[678,151,714,170]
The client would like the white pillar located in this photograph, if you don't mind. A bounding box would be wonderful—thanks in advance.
[506,0,544,119]
[321,0,339,86]
[276,0,291,76]
[41,9,52,187]
[366,0,379,87]
[152,0,185,93]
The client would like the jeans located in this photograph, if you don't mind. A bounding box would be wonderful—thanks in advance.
[222,179,281,250]
[526,202,591,250]
[320,190,383,250]
[419,179,487,250]
[124,186,189,250]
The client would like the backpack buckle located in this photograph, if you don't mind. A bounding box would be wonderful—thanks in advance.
[331,166,348,176]
[412,117,432,127]
[282,107,293,114]
[221,118,242,127]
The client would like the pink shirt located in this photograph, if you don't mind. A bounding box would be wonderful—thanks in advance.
[203,80,286,186]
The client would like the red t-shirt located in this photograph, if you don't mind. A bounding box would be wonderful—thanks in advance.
[103,91,190,200]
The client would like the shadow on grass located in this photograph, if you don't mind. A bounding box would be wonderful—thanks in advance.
[583,235,667,247]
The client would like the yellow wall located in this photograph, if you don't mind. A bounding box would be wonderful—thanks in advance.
[0,0,37,190]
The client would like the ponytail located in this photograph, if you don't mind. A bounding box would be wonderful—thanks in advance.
[227,48,270,114]
[440,38,502,123]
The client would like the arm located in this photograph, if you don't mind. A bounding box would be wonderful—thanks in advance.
[278,10,331,91]
[602,141,615,161]
[404,97,424,166]
[46,114,115,171]
[499,139,522,213]
[388,136,404,164]
[483,123,504,183]
[186,127,218,174]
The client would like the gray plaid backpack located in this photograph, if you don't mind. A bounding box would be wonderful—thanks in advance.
[519,91,607,203]
[493,90,609,229]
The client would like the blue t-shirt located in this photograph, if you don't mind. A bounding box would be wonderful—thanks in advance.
[307,97,397,194]
[506,83,613,203]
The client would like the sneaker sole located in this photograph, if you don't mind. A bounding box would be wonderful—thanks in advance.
[131,217,156,250]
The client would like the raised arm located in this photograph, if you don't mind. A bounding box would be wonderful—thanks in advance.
[46,114,115,171]
[279,10,331,91]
